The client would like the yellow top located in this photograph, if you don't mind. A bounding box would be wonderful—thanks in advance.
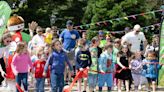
[44,33,53,44]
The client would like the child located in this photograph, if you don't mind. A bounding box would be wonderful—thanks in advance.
[90,36,102,58]
[113,39,121,90]
[43,39,73,92]
[129,51,142,92]
[88,47,98,92]
[0,32,12,86]
[115,45,132,92]
[142,51,161,92]
[33,47,47,92]
[44,45,51,86]
[1,32,17,92]
[75,38,85,57]
[75,40,92,92]
[11,42,33,92]
[44,27,53,45]
[98,44,114,92]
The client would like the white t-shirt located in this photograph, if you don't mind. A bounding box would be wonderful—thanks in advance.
[0,41,17,58]
[0,47,7,58]
[144,44,159,57]
[122,31,146,53]
[31,34,45,47]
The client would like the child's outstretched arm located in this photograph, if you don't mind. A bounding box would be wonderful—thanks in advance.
[117,57,125,69]
[0,65,6,78]
[88,52,92,68]
[43,54,53,76]
[65,54,73,71]
[75,52,82,69]
[98,55,105,73]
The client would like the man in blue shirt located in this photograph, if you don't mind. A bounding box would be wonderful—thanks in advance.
[59,20,80,84]
[59,20,80,51]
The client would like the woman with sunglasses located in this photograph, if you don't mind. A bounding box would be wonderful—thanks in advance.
[0,32,17,92]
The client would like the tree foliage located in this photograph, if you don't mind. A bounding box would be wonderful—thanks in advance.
[4,0,163,40]
[5,0,87,28]
[82,0,162,39]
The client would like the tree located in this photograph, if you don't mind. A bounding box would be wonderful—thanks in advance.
[82,0,160,39]
[5,0,87,29]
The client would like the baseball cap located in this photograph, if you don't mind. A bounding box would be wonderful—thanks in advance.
[99,31,104,36]
[66,20,73,26]
[133,24,141,31]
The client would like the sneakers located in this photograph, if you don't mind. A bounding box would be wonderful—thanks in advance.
[138,84,142,90]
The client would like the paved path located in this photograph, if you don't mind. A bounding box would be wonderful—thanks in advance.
[1,83,164,92]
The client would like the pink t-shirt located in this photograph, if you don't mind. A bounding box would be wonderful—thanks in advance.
[11,53,33,74]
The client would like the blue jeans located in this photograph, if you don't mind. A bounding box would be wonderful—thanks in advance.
[16,73,28,92]
[36,78,45,92]
[50,73,64,92]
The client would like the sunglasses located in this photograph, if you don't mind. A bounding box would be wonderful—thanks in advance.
[114,41,120,44]
[136,30,140,32]
[6,40,12,43]
[38,31,43,33]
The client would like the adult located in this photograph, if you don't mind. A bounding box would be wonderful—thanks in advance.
[144,34,159,57]
[59,20,80,52]
[98,30,106,48]
[105,34,113,46]
[82,31,90,49]
[31,26,45,47]
[59,20,80,83]
[30,26,45,56]
[121,24,147,53]
[51,26,59,39]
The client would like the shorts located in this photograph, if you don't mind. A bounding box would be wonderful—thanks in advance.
[146,77,156,83]
[66,50,75,65]
[76,69,88,79]
[88,74,97,88]
[98,73,113,87]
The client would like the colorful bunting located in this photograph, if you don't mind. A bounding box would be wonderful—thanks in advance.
[109,20,113,24]
[131,15,136,19]
[96,22,101,26]
[151,25,155,30]
[86,24,90,28]
[140,13,145,16]
[103,21,108,26]
[79,26,83,29]
[116,18,120,21]
[80,23,160,33]
[151,11,155,17]
[74,9,162,29]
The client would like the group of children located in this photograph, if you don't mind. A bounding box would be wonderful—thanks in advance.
[0,29,162,92]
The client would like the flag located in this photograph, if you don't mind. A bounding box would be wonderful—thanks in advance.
[0,1,11,36]
[151,11,155,17]
[131,15,136,19]
[86,24,90,28]
[79,26,83,29]
[123,17,128,20]
[109,20,113,24]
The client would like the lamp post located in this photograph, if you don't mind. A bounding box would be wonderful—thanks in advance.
[160,5,164,18]
[50,14,56,26]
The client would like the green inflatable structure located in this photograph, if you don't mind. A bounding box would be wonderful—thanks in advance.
[21,32,31,43]
[0,1,11,37]
[159,18,164,86]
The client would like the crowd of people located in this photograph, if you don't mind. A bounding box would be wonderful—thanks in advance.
[0,16,162,92]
